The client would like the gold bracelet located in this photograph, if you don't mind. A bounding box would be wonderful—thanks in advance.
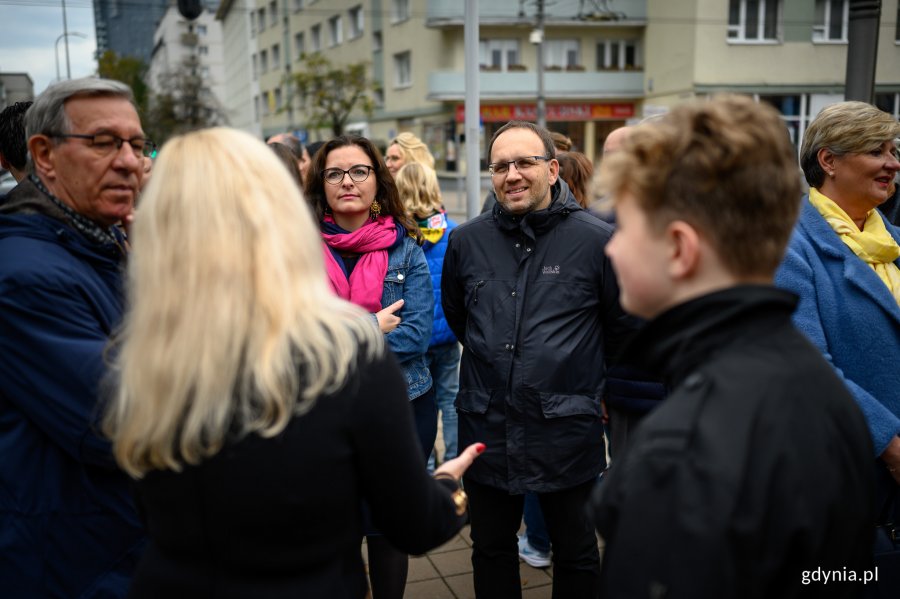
[433,473,468,516]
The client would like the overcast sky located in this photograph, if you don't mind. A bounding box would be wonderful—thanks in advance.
[0,1,98,96]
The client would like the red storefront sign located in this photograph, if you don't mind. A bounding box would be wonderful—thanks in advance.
[454,103,634,123]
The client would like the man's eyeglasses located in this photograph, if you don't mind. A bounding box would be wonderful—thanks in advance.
[488,156,550,176]
[323,164,374,185]
[55,133,158,158]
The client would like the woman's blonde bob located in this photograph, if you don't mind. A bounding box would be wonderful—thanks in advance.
[395,162,443,220]
[389,132,435,170]
[104,127,382,478]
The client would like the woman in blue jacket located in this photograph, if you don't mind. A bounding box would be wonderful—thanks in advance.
[305,135,434,599]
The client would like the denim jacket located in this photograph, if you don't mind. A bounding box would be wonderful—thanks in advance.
[380,234,434,400]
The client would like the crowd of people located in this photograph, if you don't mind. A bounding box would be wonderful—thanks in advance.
[0,76,898,599]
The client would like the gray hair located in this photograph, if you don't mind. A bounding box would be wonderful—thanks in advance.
[800,101,900,188]
[25,77,135,140]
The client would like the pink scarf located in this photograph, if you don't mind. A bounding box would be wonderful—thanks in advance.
[322,215,399,312]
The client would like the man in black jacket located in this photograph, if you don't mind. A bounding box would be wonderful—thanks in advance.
[591,95,874,598]
[442,121,637,598]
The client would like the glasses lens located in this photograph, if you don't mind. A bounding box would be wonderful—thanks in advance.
[515,157,538,170]
[324,169,343,184]
[490,163,508,175]
[349,166,370,182]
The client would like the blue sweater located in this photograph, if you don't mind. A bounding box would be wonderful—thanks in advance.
[775,198,900,455]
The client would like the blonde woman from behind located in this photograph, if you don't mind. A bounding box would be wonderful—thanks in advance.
[105,127,483,599]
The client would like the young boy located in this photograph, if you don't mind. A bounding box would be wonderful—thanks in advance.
[591,95,874,598]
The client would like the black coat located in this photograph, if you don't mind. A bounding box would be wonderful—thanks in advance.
[128,350,466,599]
[592,286,874,599]
[442,180,637,493]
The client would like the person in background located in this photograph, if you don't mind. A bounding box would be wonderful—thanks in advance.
[104,127,483,599]
[267,132,311,183]
[0,77,148,598]
[775,101,900,595]
[593,93,873,599]
[268,142,304,189]
[384,132,435,177]
[305,135,436,599]
[0,100,32,184]
[394,162,460,470]
[557,151,594,209]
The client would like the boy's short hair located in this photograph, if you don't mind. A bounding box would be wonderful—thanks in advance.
[599,94,801,278]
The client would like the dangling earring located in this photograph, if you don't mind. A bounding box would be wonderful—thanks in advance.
[370,199,382,220]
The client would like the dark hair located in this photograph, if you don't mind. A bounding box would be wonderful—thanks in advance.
[488,121,556,162]
[0,101,33,171]
[305,140,326,163]
[266,133,305,160]
[303,135,420,239]
[549,131,572,152]
[268,142,304,188]
[557,151,594,208]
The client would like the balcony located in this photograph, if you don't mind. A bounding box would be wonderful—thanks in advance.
[427,69,644,101]
[426,0,647,27]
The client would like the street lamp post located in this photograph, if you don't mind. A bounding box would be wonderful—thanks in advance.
[55,32,87,81]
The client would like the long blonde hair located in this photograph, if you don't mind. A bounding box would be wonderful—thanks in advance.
[105,127,381,478]
[395,162,442,220]
[389,132,435,169]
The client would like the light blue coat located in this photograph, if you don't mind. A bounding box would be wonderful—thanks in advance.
[775,198,900,455]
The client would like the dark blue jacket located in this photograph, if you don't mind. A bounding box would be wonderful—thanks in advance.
[421,213,457,348]
[0,180,145,597]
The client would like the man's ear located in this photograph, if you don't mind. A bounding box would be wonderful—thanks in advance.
[0,152,10,171]
[548,158,559,185]
[28,135,55,179]
[666,220,701,280]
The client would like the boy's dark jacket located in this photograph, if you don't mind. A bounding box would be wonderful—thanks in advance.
[592,285,874,599]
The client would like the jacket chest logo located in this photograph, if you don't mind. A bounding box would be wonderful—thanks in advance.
[541,265,560,275]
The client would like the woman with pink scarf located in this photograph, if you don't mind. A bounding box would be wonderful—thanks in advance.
[304,135,435,599]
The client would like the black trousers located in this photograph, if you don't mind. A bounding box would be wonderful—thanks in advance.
[464,477,600,599]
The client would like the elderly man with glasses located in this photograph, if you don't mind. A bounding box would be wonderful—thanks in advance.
[442,121,641,598]
[0,78,149,597]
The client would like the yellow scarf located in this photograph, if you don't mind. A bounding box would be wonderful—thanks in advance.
[809,187,900,307]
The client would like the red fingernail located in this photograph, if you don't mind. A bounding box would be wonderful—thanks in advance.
[475,443,486,454]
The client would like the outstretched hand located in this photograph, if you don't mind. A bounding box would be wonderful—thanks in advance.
[434,442,486,481]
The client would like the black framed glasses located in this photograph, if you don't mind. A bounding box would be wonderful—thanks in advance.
[488,156,550,176]
[55,133,158,158]
[323,164,374,185]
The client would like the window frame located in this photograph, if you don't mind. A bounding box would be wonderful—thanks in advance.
[812,0,849,43]
[543,39,581,69]
[311,24,322,52]
[392,0,410,24]
[394,50,412,88]
[328,14,343,47]
[478,39,521,71]
[727,0,782,43]
[596,39,641,70]
[348,5,364,40]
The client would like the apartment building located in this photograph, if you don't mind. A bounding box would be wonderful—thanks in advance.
[217,0,262,135]
[94,0,170,64]
[148,5,227,114]
[215,0,900,167]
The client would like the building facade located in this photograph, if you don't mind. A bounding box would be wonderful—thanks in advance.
[213,0,900,169]
[148,5,227,114]
[93,0,170,63]
[0,73,35,109]
[216,0,262,136]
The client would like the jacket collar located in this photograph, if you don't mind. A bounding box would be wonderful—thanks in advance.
[623,285,798,387]
[797,197,900,326]
[492,179,581,240]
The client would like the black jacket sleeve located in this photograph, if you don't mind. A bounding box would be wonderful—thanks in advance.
[440,229,467,344]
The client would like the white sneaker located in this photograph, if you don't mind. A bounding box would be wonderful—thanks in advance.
[517,533,551,568]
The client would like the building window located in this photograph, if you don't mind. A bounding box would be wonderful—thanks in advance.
[596,39,640,70]
[544,39,580,69]
[311,24,322,51]
[728,0,780,42]
[328,15,343,46]
[257,8,266,32]
[295,32,305,58]
[269,1,278,27]
[392,0,410,23]
[349,6,364,39]
[813,0,848,42]
[373,31,383,52]
[272,44,281,69]
[197,24,207,35]
[198,45,209,56]
[394,51,411,87]
[249,12,256,37]
[260,49,269,73]
[875,93,900,119]
[254,95,260,120]
[200,66,209,78]
[252,53,258,80]
[374,87,384,107]
[478,39,520,71]
[275,87,283,110]
[293,0,304,11]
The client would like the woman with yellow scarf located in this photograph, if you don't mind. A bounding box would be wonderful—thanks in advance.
[775,100,900,593]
